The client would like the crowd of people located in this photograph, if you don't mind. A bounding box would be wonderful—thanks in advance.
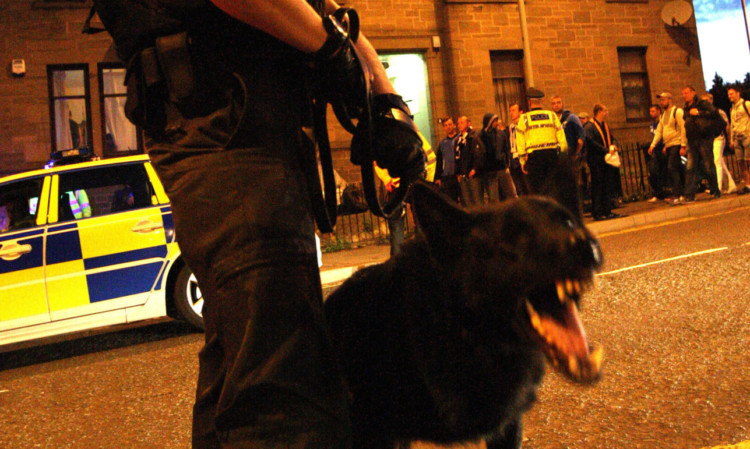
[433,88,621,220]
[432,85,750,219]
[646,86,750,205]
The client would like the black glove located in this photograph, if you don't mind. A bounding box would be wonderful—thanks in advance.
[313,9,369,129]
[352,94,426,182]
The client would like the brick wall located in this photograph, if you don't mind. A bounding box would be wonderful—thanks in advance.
[0,0,705,183]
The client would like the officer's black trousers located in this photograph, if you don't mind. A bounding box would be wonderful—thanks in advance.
[146,61,351,449]
[588,158,612,219]
[525,149,559,195]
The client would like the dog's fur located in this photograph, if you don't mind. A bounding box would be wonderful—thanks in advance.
[325,172,603,449]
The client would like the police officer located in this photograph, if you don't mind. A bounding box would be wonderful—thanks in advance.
[97,1,425,448]
[515,87,568,194]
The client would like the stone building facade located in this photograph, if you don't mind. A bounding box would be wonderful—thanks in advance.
[0,0,705,180]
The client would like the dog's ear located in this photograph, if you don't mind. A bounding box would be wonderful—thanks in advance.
[539,156,584,224]
[409,180,471,250]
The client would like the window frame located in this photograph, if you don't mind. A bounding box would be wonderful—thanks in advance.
[617,47,653,123]
[47,63,93,153]
[0,177,47,233]
[97,62,144,158]
[56,162,157,223]
[490,50,528,127]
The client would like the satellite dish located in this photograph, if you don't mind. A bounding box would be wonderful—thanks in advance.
[661,0,694,27]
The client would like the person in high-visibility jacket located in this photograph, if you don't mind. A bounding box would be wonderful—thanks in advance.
[516,87,568,194]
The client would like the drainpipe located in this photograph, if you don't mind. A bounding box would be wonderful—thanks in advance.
[742,0,750,56]
[518,0,535,87]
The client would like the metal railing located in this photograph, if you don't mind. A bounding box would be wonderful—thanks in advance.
[318,184,414,252]
[608,142,743,201]
[320,143,743,251]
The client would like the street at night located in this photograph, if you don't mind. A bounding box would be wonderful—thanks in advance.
[1,205,748,449]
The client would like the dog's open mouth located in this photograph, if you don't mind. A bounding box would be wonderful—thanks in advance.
[525,279,603,383]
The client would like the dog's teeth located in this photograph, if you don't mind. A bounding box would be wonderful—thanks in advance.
[573,280,582,295]
[556,281,566,304]
[568,356,579,376]
[589,345,604,371]
[526,301,542,331]
[565,279,575,296]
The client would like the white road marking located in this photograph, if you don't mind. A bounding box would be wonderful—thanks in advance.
[598,247,729,277]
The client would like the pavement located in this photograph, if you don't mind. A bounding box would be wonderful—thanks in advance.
[320,191,750,291]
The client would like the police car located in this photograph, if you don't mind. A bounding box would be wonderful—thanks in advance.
[0,153,203,348]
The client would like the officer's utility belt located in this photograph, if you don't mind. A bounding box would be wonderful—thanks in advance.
[526,144,561,154]
[123,32,221,134]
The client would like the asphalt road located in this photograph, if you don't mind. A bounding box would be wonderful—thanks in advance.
[1,207,748,449]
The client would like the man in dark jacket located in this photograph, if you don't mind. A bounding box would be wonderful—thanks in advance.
[456,116,485,206]
[584,104,623,220]
[478,113,517,202]
[682,86,721,201]
[435,116,461,203]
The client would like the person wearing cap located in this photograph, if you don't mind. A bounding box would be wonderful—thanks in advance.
[515,87,568,194]
[645,104,667,202]
[478,112,517,202]
[649,91,687,205]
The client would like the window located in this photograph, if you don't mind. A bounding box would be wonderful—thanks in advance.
[0,179,45,233]
[98,64,143,156]
[57,164,156,222]
[490,50,527,127]
[378,53,434,142]
[47,64,92,152]
[617,47,652,121]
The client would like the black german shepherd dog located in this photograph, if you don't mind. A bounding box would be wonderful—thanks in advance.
[324,161,604,449]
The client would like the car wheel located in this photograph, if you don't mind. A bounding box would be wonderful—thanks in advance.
[173,264,204,330]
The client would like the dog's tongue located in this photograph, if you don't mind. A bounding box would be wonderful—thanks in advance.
[559,300,590,361]
[528,299,603,382]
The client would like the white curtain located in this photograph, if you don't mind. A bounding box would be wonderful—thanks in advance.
[103,70,138,152]
[53,71,74,151]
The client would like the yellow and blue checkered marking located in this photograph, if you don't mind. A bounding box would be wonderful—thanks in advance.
[0,229,47,321]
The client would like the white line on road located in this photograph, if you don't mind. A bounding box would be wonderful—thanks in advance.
[598,247,729,277]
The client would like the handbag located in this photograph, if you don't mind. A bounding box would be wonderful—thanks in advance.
[604,151,621,168]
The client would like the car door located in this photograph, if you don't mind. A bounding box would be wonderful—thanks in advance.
[0,176,51,331]
[46,162,170,321]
